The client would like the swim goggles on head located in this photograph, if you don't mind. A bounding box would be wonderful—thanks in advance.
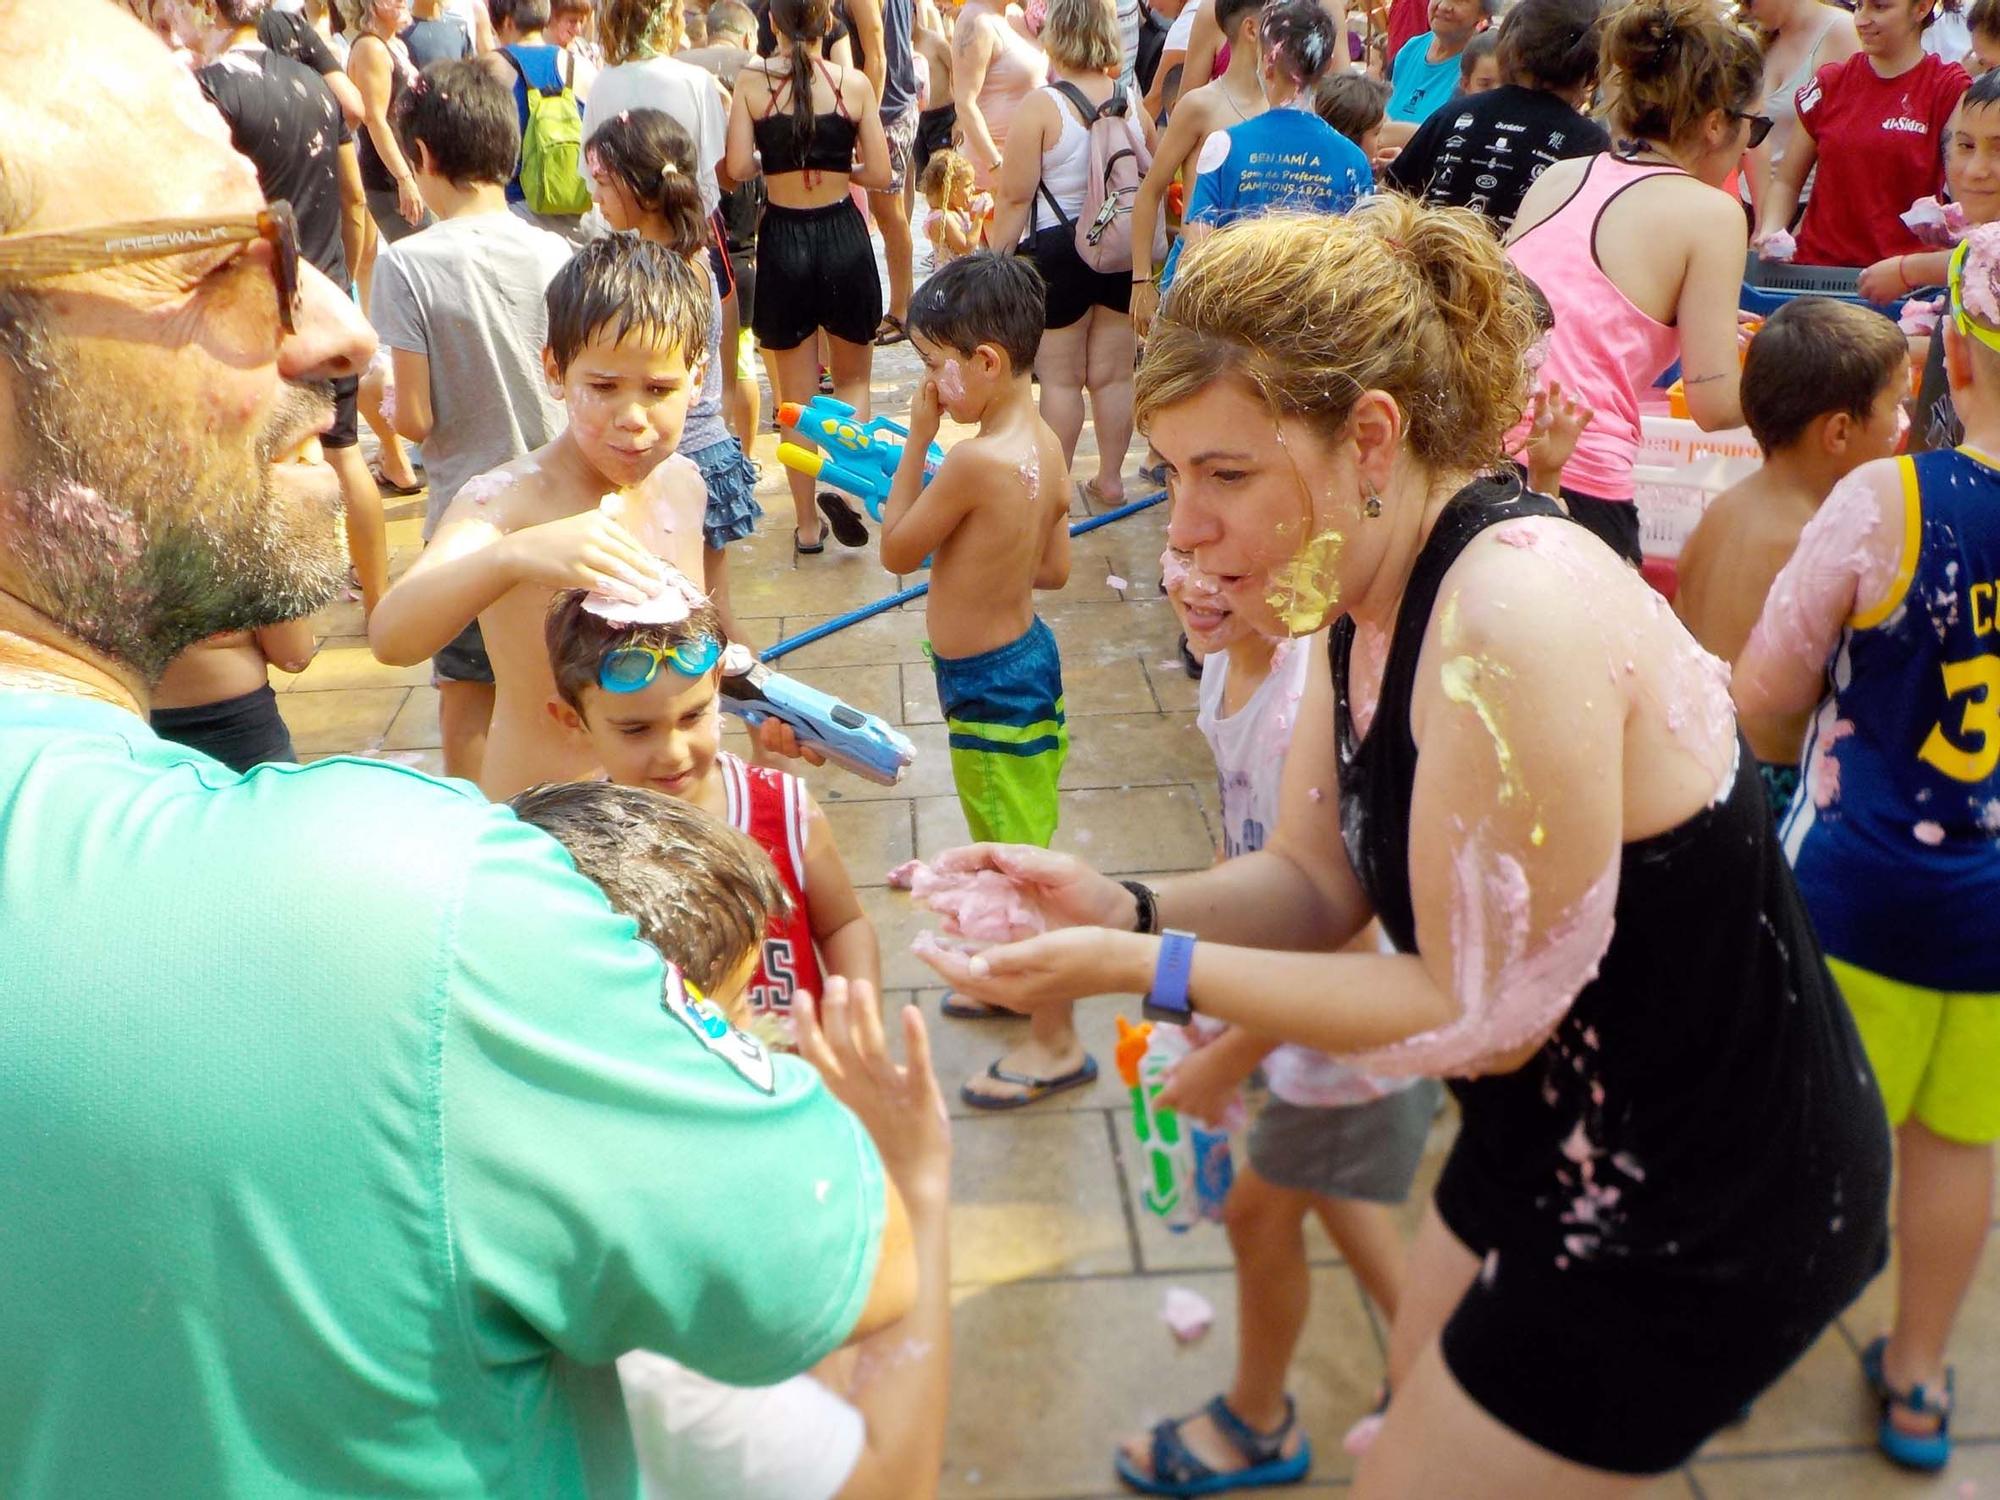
[1948,239,2000,358]
[597,634,724,693]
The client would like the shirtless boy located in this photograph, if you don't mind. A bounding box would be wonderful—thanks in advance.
[1674,297,1909,817]
[369,234,712,799]
[880,252,1088,1109]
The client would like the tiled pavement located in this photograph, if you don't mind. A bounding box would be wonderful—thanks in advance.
[283,344,2000,1499]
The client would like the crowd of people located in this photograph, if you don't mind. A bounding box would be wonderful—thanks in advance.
[6,0,2000,1492]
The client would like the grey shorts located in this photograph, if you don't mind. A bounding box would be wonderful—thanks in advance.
[881,103,919,194]
[1246,1078,1442,1204]
[432,619,494,686]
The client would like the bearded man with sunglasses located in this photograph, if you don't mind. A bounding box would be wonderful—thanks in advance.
[0,7,915,1496]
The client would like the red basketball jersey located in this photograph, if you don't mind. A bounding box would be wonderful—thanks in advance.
[717,751,823,1015]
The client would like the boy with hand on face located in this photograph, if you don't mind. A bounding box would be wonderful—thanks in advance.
[880,252,1089,1111]
[370,234,713,801]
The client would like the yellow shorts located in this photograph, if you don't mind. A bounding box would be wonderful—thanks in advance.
[1828,956,2000,1145]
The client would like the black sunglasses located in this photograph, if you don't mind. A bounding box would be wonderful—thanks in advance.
[1731,110,1775,150]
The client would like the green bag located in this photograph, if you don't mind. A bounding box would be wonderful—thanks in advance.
[516,51,591,216]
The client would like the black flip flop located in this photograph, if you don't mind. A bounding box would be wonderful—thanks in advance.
[940,991,1014,1020]
[816,491,870,548]
[370,464,423,497]
[959,1054,1099,1111]
[794,529,826,556]
[874,314,910,346]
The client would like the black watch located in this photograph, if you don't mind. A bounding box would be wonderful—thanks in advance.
[1119,878,1160,935]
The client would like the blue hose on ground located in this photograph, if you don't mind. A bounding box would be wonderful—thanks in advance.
[759,489,1166,663]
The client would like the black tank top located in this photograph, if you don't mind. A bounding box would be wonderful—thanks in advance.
[1333,476,1889,1291]
[753,60,859,177]
[354,34,412,194]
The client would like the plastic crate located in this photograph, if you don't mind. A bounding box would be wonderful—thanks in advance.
[1739,253,1902,318]
[1637,414,1762,472]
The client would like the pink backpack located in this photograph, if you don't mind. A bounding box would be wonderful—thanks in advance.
[1035,81,1165,274]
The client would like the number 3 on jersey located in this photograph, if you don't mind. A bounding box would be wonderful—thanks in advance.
[1919,653,2000,782]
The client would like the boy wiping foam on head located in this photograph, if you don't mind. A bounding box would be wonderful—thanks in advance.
[370,232,716,802]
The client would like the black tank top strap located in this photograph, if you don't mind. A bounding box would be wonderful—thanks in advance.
[1331,472,1568,950]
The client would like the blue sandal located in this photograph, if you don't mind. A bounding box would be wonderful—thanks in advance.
[1114,1394,1311,1497]
[1863,1336,1955,1471]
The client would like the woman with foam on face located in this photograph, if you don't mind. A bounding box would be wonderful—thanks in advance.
[915,199,1891,1496]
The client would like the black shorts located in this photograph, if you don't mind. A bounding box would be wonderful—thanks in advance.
[1021,223,1130,330]
[327,372,359,451]
[150,683,296,774]
[1559,487,1642,567]
[915,102,956,177]
[731,248,757,327]
[752,198,882,351]
[433,619,494,685]
[706,209,737,305]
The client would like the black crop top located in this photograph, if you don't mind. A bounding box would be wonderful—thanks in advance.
[753,60,858,177]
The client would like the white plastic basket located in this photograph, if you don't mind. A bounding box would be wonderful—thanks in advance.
[1636,415,1762,472]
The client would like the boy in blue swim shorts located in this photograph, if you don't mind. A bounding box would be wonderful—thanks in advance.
[880,252,1086,1110]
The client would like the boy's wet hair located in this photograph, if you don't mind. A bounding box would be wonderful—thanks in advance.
[509,780,791,999]
[905,251,1046,373]
[1311,73,1391,145]
[545,231,715,376]
[545,586,727,714]
[1740,299,1910,457]
[396,61,521,187]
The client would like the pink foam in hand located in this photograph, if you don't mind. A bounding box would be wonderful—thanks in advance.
[908,862,1052,943]
[582,559,709,626]
[1902,298,1943,336]
[886,859,924,891]
[1160,1287,1214,1343]
[1759,230,1797,263]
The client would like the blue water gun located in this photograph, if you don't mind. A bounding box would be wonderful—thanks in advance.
[776,397,944,522]
[718,645,916,786]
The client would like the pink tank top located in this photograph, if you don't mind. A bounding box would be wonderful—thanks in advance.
[962,8,1048,185]
[1506,154,1685,502]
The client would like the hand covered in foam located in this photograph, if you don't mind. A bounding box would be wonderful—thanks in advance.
[907,861,1054,944]
[1901,194,1971,249]
[1756,228,1797,263]
[581,556,711,626]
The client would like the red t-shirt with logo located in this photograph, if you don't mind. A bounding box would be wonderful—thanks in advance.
[1794,51,1968,267]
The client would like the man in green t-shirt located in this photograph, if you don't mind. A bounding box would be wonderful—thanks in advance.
[0,7,915,1496]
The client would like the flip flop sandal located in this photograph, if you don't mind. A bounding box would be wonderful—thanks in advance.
[1863,1337,1955,1471]
[940,991,1014,1020]
[794,529,826,557]
[1114,1395,1312,1497]
[1077,477,1125,509]
[959,1054,1099,1111]
[370,464,423,497]
[874,315,910,346]
[816,491,871,548]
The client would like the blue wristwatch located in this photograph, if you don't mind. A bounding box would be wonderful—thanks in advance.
[1142,930,1198,1025]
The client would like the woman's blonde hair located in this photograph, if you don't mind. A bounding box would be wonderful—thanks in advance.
[1041,0,1122,74]
[600,0,686,61]
[1136,199,1542,469]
